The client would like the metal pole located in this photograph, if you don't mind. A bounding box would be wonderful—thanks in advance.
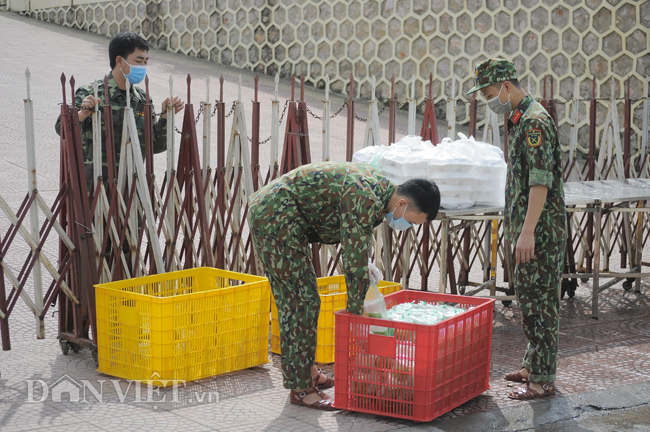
[388,75,396,146]
[298,75,311,164]
[346,74,355,162]
[634,201,643,293]
[621,79,631,268]
[363,75,382,148]
[623,77,631,179]
[469,92,477,139]
[322,75,330,161]
[252,74,260,191]
[203,75,212,185]
[447,76,456,139]
[408,75,416,136]
[568,80,580,181]
[490,220,498,296]
[24,68,44,338]
[271,73,280,178]
[58,72,69,346]
[641,77,649,178]
[0,262,10,350]
[166,75,176,271]
[421,224,429,290]
[586,78,597,275]
[124,89,166,272]
[215,74,226,269]
[592,203,602,319]
[92,81,102,198]
[588,77,597,182]
[203,75,213,237]
[439,216,448,293]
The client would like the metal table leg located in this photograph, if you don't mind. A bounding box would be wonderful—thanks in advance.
[439,215,448,293]
[592,202,602,319]
[634,202,644,293]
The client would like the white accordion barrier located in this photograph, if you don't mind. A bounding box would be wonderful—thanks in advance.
[353,134,507,210]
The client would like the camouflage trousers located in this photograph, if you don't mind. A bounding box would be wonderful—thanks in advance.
[248,221,319,390]
[513,240,565,383]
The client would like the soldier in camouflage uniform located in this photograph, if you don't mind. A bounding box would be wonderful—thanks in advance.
[55,32,184,191]
[468,59,567,400]
[248,162,440,410]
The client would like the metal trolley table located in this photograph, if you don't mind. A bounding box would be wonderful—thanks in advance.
[435,179,650,319]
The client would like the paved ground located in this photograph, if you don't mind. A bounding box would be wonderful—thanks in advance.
[1,11,650,432]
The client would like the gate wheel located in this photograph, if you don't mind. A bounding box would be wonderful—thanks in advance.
[60,340,69,356]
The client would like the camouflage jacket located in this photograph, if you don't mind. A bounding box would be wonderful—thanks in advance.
[505,94,567,244]
[249,162,396,314]
[55,72,167,172]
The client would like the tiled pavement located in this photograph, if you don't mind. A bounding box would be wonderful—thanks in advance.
[1,278,649,431]
[1,11,650,432]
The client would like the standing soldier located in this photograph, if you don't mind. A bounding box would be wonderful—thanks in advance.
[55,32,186,274]
[55,32,185,191]
[468,59,567,400]
[248,162,440,410]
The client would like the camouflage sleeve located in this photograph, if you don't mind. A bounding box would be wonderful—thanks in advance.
[152,97,168,154]
[523,116,555,189]
[340,185,380,315]
[55,86,92,135]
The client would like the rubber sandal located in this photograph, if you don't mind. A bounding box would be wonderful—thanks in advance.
[504,368,529,383]
[508,382,556,400]
[289,387,339,411]
[313,368,335,389]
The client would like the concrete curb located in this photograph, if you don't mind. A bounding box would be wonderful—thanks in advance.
[411,382,650,432]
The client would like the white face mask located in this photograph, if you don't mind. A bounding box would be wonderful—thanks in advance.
[487,83,512,115]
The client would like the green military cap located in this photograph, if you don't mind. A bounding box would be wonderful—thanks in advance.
[467,59,518,94]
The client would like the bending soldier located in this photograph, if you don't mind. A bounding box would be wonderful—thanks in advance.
[248,162,440,410]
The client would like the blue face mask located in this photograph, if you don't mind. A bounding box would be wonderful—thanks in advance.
[121,59,147,85]
[384,203,412,231]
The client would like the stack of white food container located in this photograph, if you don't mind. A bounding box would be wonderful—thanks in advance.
[353,134,507,210]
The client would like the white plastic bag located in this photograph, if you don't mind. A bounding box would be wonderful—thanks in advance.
[364,284,387,319]
[364,284,392,335]
[368,261,382,286]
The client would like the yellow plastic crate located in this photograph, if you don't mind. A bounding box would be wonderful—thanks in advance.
[95,267,270,386]
[270,275,401,364]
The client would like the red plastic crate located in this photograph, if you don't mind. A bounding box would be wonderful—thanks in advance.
[333,290,495,422]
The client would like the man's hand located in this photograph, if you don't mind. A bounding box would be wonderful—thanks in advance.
[516,185,548,265]
[161,96,184,119]
[78,95,101,122]
[368,261,382,286]
[515,230,535,264]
